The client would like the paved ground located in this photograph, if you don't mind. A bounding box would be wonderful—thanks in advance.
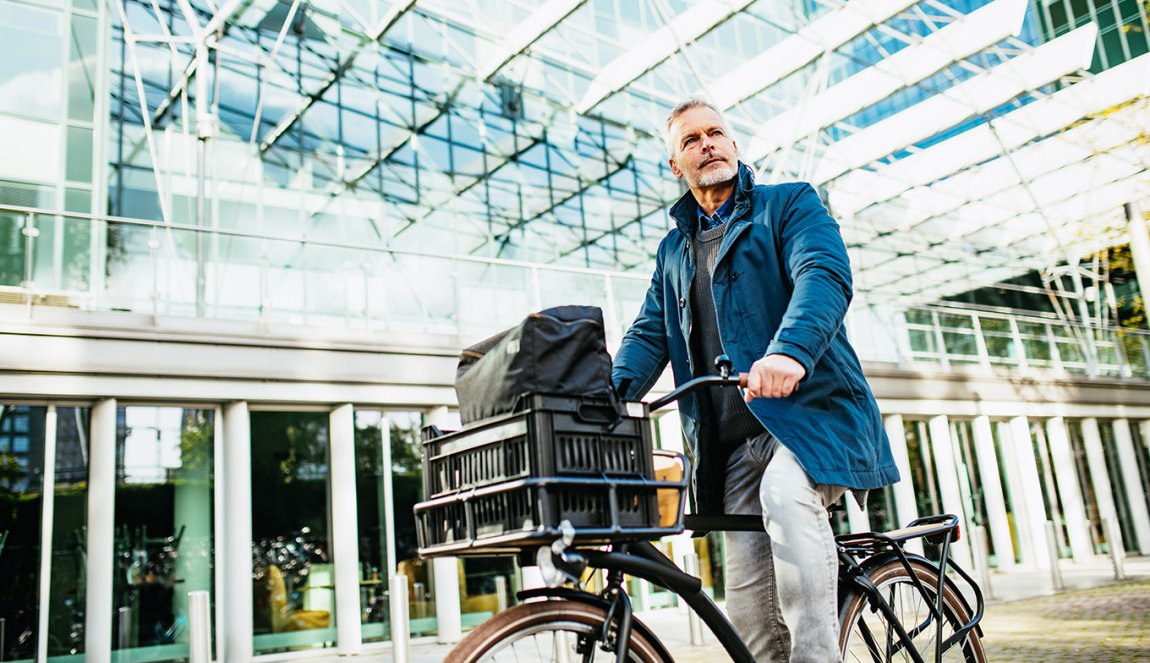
[980,579,1150,662]
[324,556,1150,662]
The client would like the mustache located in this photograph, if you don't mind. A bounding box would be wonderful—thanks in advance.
[698,154,728,168]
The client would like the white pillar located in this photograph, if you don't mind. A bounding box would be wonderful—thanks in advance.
[995,420,1031,565]
[883,414,922,555]
[330,404,363,654]
[223,402,254,663]
[927,416,972,569]
[1081,418,1120,548]
[84,399,116,663]
[971,416,1015,569]
[36,407,59,663]
[427,407,463,643]
[1045,417,1095,562]
[1008,417,1052,569]
[1112,420,1150,554]
[845,497,870,533]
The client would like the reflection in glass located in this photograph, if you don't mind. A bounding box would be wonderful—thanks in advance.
[0,406,46,662]
[388,412,437,636]
[48,407,89,660]
[250,412,335,654]
[352,411,390,643]
[111,407,214,662]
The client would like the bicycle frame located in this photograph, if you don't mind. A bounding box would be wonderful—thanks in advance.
[523,512,983,663]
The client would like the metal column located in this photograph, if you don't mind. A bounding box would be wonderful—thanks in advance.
[1045,418,1095,562]
[970,416,1015,569]
[883,414,922,555]
[330,404,364,654]
[223,402,254,663]
[1081,418,1121,554]
[1111,420,1150,554]
[927,416,972,569]
[84,399,117,663]
[1008,416,1053,570]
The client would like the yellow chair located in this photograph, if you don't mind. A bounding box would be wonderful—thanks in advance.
[266,564,330,632]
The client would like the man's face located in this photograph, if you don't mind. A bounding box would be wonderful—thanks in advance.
[668,106,739,189]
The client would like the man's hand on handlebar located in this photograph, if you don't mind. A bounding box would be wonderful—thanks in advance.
[743,354,806,401]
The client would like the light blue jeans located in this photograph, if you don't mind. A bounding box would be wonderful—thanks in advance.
[723,432,845,663]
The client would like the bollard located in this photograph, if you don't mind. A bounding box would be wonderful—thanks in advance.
[117,606,134,650]
[494,576,509,613]
[188,591,212,663]
[412,581,426,618]
[390,575,411,663]
[1105,517,1126,581]
[682,553,704,646]
[1044,522,1064,590]
[970,525,994,601]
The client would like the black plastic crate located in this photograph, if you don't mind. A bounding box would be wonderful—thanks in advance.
[421,394,654,500]
[414,475,687,557]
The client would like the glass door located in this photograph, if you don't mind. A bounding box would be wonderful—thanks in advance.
[250,412,335,655]
[0,405,47,663]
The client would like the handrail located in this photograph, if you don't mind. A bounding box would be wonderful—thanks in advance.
[0,204,649,282]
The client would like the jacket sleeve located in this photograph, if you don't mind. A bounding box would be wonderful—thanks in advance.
[612,241,671,400]
[764,183,853,377]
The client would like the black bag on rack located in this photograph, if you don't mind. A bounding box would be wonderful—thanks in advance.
[455,305,617,424]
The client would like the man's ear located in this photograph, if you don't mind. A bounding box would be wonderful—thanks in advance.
[731,139,739,159]
[668,156,683,179]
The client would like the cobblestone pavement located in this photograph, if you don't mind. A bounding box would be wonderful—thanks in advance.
[654,579,1150,663]
[980,579,1150,662]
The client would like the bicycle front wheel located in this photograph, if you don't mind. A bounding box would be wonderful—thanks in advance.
[838,557,986,663]
[446,599,673,663]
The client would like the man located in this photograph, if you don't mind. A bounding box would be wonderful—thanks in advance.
[612,96,899,662]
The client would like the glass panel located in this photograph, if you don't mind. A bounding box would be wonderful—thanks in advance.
[112,407,215,662]
[250,412,335,655]
[1029,421,1069,558]
[0,210,25,286]
[67,14,97,122]
[0,1,63,121]
[48,407,90,660]
[388,411,437,637]
[352,411,389,643]
[0,405,47,662]
[65,126,93,183]
[903,420,942,560]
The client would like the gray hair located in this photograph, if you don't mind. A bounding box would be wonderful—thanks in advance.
[664,95,729,157]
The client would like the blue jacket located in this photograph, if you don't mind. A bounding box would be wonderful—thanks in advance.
[613,163,899,515]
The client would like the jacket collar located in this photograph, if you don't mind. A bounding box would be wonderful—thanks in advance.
[670,161,755,238]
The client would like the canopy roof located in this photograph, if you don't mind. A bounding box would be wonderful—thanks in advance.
[108,0,1150,308]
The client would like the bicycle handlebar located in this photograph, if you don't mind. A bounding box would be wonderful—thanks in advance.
[647,372,748,412]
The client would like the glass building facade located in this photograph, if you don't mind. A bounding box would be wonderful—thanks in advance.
[0,0,1148,661]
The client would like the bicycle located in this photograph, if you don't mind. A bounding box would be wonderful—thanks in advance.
[436,368,986,663]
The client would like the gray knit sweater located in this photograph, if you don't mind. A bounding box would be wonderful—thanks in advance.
[690,223,766,449]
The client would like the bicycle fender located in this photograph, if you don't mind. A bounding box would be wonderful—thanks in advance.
[514,587,677,662]
[848,551,984,638]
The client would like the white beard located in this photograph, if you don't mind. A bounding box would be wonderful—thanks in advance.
[695,164,737,187]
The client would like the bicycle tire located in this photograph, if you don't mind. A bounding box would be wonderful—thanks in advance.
[838,557,986,663]
[446,599,673,663]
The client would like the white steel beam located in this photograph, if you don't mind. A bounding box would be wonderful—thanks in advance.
[849,102,1148,230]
[479,0,590,81]
[807,23,1099,183]
[576,0,756,114]
[830,51,1150,216]
[746,0,1027,160]
[711,0,922,110]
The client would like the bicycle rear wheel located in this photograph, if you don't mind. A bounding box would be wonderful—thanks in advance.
[447,599,673,663]
[838,557,986,663]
